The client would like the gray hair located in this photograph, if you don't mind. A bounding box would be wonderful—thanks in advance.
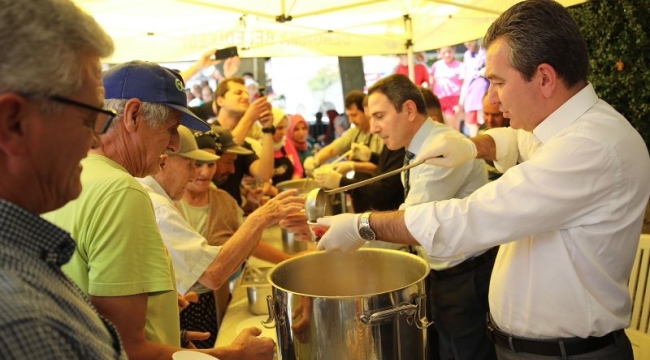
[483,0,588,89]
[0,0,113,99]
[104,99,172,130]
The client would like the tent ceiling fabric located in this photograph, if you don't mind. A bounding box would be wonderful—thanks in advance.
[74,0,586,63]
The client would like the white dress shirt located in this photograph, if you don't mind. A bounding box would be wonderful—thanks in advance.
[400,119,487,269]
[138,176,220,295]
[404,84,650,338]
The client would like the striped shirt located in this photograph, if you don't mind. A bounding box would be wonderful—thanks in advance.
[0,199,126,359]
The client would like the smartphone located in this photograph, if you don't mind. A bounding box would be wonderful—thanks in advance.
[214,46,238,60]
[258,87,266,97]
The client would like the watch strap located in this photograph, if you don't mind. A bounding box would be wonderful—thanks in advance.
[358,211,376,241]
[262,126,276,134]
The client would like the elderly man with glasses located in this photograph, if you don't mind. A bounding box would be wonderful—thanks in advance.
[0,0,126,358]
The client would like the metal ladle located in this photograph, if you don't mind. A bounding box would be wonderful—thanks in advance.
[305,160,425,222]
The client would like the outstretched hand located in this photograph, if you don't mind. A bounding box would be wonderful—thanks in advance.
[414,133,477,168]
[223,327,275,360]
[254,189,304,225]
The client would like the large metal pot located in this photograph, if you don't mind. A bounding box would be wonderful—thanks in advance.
[275,179,346,253]
[263,249,430,359]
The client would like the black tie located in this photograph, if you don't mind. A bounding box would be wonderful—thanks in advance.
[404,150,415,199]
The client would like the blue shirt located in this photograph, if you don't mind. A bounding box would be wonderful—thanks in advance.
[0,199,125,359]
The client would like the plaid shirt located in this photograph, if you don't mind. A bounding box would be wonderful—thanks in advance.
[0,199,126,359]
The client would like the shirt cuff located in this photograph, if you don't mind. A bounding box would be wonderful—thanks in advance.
[485,127,518,172]
[404,203,441,256]
[176,246,221,295]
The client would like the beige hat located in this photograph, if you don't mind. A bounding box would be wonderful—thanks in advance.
[167,125,220,162]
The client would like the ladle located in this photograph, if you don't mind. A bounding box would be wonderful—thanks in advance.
[305,160,425,222]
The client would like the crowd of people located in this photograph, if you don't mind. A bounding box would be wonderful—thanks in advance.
[1,0,648,360]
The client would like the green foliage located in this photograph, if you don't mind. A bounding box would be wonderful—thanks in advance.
[307,66,340,93]
[569,0,650,149]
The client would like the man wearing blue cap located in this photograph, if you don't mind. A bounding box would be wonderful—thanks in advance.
[44,61,273,360]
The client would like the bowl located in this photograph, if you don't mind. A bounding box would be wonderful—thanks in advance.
[241,266,273,315]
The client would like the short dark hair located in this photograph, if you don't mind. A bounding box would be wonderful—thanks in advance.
[418,86,441,111]
[214,77,245,111]
[344,90,365,112]
[367,74,427,115]
[483,0,588,89]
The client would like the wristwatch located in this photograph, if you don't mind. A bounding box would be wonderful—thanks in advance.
[262,126,276,135]
[358,211,376,241]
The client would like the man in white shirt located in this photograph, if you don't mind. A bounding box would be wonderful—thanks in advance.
[367,73,490,360]
[315,1,650,359]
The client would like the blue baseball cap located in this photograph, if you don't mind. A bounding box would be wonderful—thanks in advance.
[103,61,210,131]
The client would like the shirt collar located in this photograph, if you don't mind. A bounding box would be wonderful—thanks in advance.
[407,118,439,156]
[533,83,598,144]
[0,199,75,266]
[137,176,173,203]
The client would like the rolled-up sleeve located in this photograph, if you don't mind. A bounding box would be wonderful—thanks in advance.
[156,203,220,295]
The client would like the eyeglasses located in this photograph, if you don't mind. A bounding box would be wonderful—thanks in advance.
[49,95,117,134]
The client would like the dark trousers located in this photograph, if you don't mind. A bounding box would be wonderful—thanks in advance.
[427,249,498,360]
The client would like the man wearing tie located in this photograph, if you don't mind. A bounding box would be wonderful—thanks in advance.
[367,74,492,360]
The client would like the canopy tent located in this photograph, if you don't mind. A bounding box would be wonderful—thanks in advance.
[74,0,586,64]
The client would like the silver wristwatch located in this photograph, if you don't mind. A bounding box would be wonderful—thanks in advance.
[358,211,376,241]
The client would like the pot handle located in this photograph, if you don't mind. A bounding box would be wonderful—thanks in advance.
[359,295,432,329]
[261,295,277,329]
[414,294,432,330]
[359,303,417,325]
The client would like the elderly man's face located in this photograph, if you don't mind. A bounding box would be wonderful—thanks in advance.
[134,110,181,178]
[32,52,103,212]
[163,155,195,200]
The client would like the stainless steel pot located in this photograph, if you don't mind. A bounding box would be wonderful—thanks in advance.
[263,249,430,359]
[276,179,346,253]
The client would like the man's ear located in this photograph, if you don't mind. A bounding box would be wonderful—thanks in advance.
[403,100,418,122]
[537,63,558,99]
[122,98,143,133]
[158,154,169,170]
[0,93,31,156]
[212,96,225,110]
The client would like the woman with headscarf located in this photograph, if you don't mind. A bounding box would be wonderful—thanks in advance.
[270,108,304,187]
[286,114,312,171]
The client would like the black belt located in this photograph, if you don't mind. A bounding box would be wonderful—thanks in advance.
[430,246,498,278]
[486,314,620,356]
